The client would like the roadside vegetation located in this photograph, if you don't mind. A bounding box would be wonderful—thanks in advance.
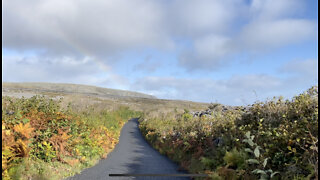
[139,86,318,179]
[2,95,142,180]
[3,83,317,180]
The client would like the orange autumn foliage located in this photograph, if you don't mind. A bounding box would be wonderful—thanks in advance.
[13,122,34,139]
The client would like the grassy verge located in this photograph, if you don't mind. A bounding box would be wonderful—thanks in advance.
[139,86,318,179]
[2,95,142,180]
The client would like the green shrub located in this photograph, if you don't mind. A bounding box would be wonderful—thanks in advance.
[223,148,247,169]
[139,86,318,179]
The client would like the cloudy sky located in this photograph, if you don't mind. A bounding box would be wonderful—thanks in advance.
[2,0,318,105]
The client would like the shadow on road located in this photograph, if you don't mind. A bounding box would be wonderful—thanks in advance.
[67,118,192,180]
[119,118,190,180]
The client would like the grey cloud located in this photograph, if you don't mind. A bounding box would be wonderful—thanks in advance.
[3,0,318,73]
[179,35,234,71]
[3,0,172,58]
[167,0,241,37]
[249,0,304,20]
[280,59,318,78]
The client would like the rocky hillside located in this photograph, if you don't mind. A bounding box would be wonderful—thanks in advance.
[2,82,156,99]
[190,103,251,118]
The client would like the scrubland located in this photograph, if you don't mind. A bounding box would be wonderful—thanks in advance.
[139,86,318,180]
[2,83,318,180]
[2,82,207,179]
[2,95,142,179]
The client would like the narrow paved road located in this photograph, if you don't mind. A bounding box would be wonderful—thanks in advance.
[67,118,190,180]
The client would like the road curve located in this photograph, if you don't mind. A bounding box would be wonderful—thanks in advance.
[67,118,190,180]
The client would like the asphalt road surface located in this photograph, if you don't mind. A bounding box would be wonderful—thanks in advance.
[67,118,191,180]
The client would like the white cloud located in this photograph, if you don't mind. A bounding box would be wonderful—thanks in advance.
[238,19,317,51]
[225,74,282,90]
[176,0,317,70]
[3,0,317,72]
[132,74,286,105]
[2,54,128,88]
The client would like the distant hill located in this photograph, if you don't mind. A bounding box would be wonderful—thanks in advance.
[2,82,156,99]
[2,82,209,113]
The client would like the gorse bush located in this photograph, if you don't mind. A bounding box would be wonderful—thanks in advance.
[2,95,141,179]
[139,86,318,179]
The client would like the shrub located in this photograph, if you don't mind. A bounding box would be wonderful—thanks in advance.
[2,96,140,179]
[139,86,318,179]
[223,148,247,170]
